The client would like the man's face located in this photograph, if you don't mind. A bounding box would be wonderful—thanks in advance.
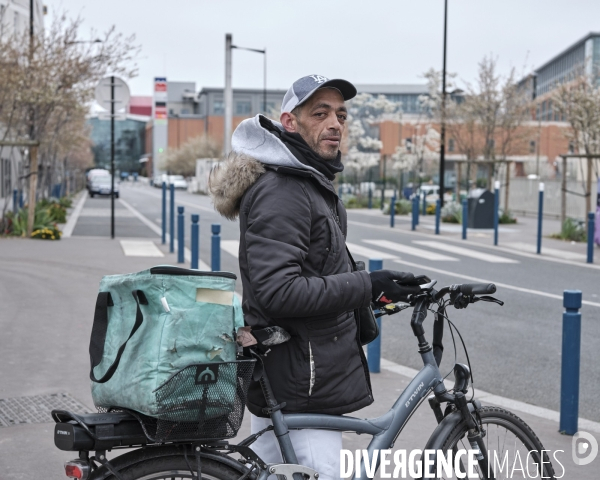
[282,88,347,160]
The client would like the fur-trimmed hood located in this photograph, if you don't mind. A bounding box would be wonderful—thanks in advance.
[209,115,324,219]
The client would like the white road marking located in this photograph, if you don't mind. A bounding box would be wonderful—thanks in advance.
[119,198,211,270]
[346,242,398,260]
[379,358,600,433]
[62,191,87,238]
[414,240,519,264]
[364,239,458,261]
[505,242,587,261]
[392,258,600,308]
[221,240,240,258]
[120,240,164,257]
[130,187,214,212]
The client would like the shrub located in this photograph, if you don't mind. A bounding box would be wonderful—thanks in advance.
[382,198,411,215]
[4,202,62,239]
[441,201,462,223]
[31,226,62,240]
[344,196,381,209]
[426,203,437,215]
[551,218,586,242]
[499,210,517,224]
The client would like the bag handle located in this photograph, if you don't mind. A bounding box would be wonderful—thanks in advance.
[89,290,148,384]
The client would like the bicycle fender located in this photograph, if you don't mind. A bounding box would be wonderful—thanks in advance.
[422,403,475,451]
[89,445,249,480]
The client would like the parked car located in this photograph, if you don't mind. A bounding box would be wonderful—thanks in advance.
[152,173,168,188]
[86,169,110,191]
[168,175,187,190]
[89,176,119,198]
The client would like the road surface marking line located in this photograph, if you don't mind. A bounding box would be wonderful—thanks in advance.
[379,358,600,433]
[365,239,458,261]
[347,219,600,271]
[346,242,398,260]
[62,191,87,238]
[221,240,240,258]
[120,240,164,257]
[392,258,600,308]
[505,242,586,261]
[414,240,519,264]
[119,198,211,271]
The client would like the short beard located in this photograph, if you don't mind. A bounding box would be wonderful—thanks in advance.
[296,121,339,161]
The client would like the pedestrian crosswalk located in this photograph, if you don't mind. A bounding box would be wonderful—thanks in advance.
[220,238,518,265]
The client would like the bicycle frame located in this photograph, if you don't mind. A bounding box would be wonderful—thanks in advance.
[257,335,448,479]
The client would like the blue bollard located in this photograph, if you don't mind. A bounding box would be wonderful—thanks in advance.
[381,188,385,211]
[191,214,199,269]
[12,189,18,214]
[161,182,166,245]
[494,181,500,246]
[422,194,427,216]
[415,196,420,226]
[587,212,595,264]
[19,190,23,208]
[169,183,175,253]
[537,183,544,254]
[211,224,221,271]
[390,196,396,228]
[367,258,383,373]
[177,206,184,264]
[462,199,468,240]
[560,290,582,435]
[411,197,417,231]
[368,188,372,209]
[435,199,441,235]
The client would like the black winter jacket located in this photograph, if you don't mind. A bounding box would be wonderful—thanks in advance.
[210,115,374,417]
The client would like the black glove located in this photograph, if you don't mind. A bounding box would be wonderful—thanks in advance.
[369,270,424,305]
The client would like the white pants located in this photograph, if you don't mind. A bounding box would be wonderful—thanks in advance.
[250,414,342,480]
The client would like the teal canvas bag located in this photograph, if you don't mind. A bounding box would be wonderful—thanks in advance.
[89,266,245,420]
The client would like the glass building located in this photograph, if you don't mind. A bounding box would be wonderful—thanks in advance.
[88,115,148,173]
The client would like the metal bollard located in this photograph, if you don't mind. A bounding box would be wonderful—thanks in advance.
[368,188,372,210]
[560,290,582,435]
[12,189,18,214]
[177,206,184,264]
[587,212,595,264]
[422,194,427,216]
[415,196,420,225]
[191,214,199,269]
[19,190,24,208]
[390,196,396,228]
[380,188,385,211]
[435,199,441,235]
[367,258,383,373]
[161,182,166,245]
[462,199,468,240]
[211,224,221,271]
[537,182,544,254]
[169,183,175,253]
[411,197,417,231]
[494,180,500,246]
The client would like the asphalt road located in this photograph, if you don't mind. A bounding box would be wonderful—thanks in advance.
[103,182,600,422]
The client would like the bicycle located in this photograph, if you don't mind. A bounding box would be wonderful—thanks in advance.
[53,279,556,480]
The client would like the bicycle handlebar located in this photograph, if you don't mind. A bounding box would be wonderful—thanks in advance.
[459,283,496,295]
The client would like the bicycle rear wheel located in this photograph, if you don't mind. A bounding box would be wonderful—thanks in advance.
[431,406,555,479]
[102,456,241,480]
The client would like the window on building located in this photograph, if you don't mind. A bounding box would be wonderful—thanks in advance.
[568,142,575,154]
[405,138,413,153]
[487,139,495,150]
[213,99,224,115]
[448,138,455,152]
[529,140,536,154]
[181,108,190,115]
[235,101,252,115]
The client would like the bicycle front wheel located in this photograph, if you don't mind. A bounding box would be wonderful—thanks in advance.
[431,406,555,480]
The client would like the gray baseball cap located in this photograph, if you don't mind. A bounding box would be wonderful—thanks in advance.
[281,75,357,115]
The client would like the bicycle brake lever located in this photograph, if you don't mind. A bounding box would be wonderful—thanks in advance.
[475,295,504,306]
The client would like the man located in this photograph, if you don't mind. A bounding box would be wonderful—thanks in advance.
[210,75,422,479]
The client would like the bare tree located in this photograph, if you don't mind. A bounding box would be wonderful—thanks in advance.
[164,135,222,177]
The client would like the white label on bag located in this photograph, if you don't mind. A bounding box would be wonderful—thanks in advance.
[196,289,234,306]
[160,297,170,313]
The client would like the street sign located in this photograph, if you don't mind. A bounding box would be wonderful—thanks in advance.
[95,76,130,112]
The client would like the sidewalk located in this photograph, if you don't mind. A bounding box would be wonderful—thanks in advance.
[349,207,598,266]
[0,213,598,477]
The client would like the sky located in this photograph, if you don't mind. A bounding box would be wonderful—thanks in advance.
[49,0,600,97]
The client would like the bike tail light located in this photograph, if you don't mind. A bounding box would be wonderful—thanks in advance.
[64,460,89,480]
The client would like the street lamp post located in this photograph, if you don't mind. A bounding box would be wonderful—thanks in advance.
[223,35,267,156]
[439,0,448,208]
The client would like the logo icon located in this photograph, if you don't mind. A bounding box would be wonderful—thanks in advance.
[310,75,328,84]
[572,431,598,466]
[195,365,218,385]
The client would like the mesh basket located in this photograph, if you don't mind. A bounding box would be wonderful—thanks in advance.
[99,358,255,443]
